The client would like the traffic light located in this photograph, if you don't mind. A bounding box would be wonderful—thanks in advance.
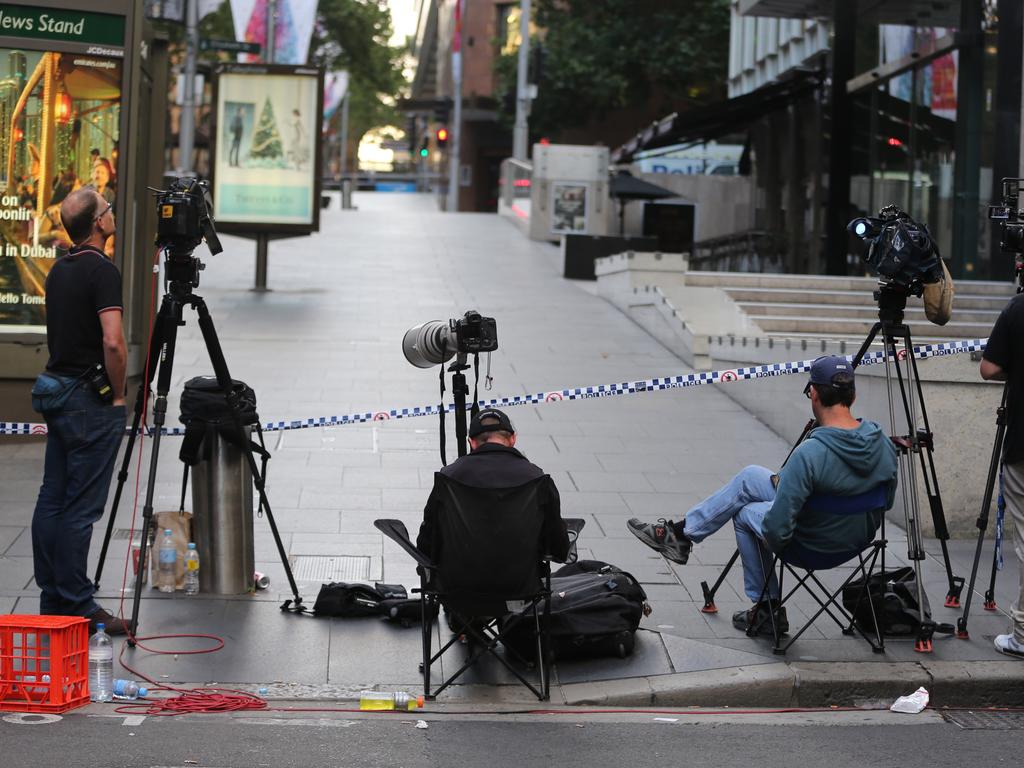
[419,136,429,158]
[436,127,449,147]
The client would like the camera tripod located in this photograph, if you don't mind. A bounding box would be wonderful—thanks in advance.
[93,260,305,642]
[437,352,481,465]
[851,284,963,652]
[955,257,1024,639]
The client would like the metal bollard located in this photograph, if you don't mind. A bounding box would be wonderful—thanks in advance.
[341,178,353,210]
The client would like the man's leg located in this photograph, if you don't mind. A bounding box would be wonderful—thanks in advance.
[31,424,69,615]
[998,462,1024,657]
[628,465,776,563]
[731,500,788,635]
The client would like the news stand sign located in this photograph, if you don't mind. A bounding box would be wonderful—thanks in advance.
[211,63,324,236]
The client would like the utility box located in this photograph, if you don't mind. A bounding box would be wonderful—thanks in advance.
[529,144,610,242]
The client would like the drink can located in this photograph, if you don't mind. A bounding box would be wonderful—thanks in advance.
[254,571,270,590]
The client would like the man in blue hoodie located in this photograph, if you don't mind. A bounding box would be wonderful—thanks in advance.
[628,356,898,635]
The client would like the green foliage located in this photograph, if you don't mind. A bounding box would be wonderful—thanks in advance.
[498,0,731,137]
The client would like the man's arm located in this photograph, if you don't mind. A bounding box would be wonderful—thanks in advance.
[99,309,126,405]
[543,478,571,563]
[982,305,1013,382]
[981,359,1006,381]
[762,445,816,553]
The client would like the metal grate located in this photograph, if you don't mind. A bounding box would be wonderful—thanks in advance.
[291,555,371,582]
[943,710,1024,730]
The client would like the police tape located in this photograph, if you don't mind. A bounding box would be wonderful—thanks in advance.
[0,337,986,437]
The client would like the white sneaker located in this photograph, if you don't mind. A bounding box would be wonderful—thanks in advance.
[994,633,1024,659]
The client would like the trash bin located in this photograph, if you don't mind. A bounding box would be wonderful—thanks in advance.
[179,376,257,595]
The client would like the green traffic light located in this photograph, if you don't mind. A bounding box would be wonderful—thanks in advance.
[420,148,429,157]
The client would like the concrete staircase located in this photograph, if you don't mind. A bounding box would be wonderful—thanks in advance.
[684,272,1014,341]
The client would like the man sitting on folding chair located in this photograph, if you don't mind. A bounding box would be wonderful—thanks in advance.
[627,356,898,635]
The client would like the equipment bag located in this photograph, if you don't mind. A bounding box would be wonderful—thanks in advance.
[312,582,386,617]
[841,566,931,636]
[503,560,650,660]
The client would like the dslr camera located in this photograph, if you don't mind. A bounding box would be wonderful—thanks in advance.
[153,177,223,285]
[988,178,1024,254]
[402,310,498,368]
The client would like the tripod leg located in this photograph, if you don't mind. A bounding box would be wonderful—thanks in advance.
[851,322,882,369]
[192,297,304,610]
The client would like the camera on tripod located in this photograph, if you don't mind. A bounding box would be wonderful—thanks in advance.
[153,177,223,286]
[988,177,1024,254]
[402,310,498,369]
[848,205,943,297]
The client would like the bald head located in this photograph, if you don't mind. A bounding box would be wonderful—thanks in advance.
[60,188,102,245]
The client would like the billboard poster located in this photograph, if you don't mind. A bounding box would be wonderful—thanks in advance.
[212,65,322,231]
[551,183,588,235]
[0,48,121,333]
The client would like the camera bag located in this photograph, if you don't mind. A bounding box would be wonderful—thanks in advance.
[841,566,931,636]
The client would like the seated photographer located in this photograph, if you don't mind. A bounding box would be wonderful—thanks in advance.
[417,408,570,563]
[627,356,898,634]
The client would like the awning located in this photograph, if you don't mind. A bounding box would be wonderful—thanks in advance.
[611,72,821,164]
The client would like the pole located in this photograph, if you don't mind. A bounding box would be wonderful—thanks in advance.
[177,0,199,174]
[340,91,350,177]
[952,0,984,278]
[266,0,277,63]
[512,0,531,161]
[447,0,463,213]
[254,0,276,289]
[823,0,856,274]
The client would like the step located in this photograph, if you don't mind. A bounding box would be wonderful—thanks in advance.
[752,315,990,338]
[722,287,1011,311]
[736,301,1000,324]
[685,271,1016,296]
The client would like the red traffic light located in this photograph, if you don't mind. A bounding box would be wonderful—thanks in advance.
[436,127,449,144]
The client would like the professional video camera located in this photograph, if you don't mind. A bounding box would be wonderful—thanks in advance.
[847,205,943,297]
[152,177,223,286]
[988,177,1024,255]
[402,310,498,368]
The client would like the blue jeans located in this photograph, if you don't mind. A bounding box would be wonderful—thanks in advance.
[32,385,125,616]
[682,465,779,602]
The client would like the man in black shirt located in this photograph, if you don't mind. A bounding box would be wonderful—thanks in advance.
[417,408,570,563]
[981,295,1024,658]
[32,188,128,634]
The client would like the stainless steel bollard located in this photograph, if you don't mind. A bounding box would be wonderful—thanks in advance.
[191,426,255,594]
[341,178,353,209]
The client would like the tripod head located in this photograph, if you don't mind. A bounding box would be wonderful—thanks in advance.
[872,281,910,328]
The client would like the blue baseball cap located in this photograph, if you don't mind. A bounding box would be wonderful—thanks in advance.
[808,355,855,388]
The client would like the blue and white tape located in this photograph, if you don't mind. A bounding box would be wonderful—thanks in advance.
[0,337,986,437]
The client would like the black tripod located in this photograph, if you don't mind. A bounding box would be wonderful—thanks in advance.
[438,352,480,465]
[93,255,304,642]
[851,284,963,652]
[955,258,1024,639]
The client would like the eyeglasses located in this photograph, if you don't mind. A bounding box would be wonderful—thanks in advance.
[95,202,112,221]
[803,382,812,399]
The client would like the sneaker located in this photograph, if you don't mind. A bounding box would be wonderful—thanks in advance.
[994,633,1024,659]
[627,518,692,564]
[732,601,789,636]
[87,607,129,636]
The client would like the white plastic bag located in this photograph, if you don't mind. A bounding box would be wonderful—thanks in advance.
[890,686,929,714]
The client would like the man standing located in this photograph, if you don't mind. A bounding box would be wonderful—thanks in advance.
[32,189,128,634]
[229,108,244,167]
[417,408,570,563]
[628,356,897,635]
[980,299,1024,658]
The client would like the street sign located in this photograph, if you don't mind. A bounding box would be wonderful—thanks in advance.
[200,38,261,54]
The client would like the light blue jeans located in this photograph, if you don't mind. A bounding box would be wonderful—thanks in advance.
[682,465,779,602]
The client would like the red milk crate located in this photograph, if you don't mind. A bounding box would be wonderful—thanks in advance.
[0,615,90,713]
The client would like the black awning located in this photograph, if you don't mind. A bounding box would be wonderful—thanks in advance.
[612,72,822,164]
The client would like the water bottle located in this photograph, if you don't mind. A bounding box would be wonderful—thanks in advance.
[183,542,200,595]
[158,528,176,593]
[112,679,148,700]
[88,624,113,702]
[358,690,424,711]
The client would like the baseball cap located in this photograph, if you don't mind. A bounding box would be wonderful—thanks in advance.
[808,355,855,388]
[468,408,515,438]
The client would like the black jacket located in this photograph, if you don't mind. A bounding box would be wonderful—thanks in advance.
[417,443,570,562]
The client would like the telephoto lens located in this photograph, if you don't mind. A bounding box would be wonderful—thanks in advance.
[402,320,456,368]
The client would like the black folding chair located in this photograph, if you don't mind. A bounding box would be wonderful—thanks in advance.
[375,473,582,701]
[700,483,890,655]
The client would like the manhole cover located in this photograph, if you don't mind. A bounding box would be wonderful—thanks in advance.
[291,555,370,582]
[943,710,1024,730]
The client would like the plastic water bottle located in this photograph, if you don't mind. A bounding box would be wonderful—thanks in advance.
[112,679,148,700]
[183,542,200,595]
[358,690,424,711]
[88,624,113,702]
[158,528,176,593]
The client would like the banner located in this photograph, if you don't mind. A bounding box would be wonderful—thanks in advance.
[322,70,348,129]
[230,0,318,64]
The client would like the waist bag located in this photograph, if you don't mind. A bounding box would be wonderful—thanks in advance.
[841,566,931,636]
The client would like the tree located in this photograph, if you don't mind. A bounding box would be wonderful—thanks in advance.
[497,0,731,142]
[249,97,285,162]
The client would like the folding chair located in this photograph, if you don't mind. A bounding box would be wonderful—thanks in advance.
[375,473,582,701]
[700,483,890,655]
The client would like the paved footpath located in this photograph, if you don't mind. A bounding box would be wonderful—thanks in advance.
[1,192,1021,708]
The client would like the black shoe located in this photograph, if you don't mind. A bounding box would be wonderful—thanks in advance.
[627,518,693,564]
[732,601,788,637]
[87,607,129,636]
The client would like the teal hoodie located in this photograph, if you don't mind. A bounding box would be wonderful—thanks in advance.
[762,420,898,555]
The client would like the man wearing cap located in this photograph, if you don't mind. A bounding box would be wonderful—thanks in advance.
[627,356,897,635]
[416,408,570,562]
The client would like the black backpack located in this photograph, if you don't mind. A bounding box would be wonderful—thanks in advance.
[504,560,650,660]
[841,567,930,636]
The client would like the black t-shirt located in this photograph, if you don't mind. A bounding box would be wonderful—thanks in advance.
[983,293,1024,463]
[44,245,123,376]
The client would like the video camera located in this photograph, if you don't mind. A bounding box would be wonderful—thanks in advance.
[152,177,223,286]
[847,205,943,297]
[988,177,1024,255]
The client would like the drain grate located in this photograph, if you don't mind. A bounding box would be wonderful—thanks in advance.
[291,555,370,582]
[943,710,1024,730]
